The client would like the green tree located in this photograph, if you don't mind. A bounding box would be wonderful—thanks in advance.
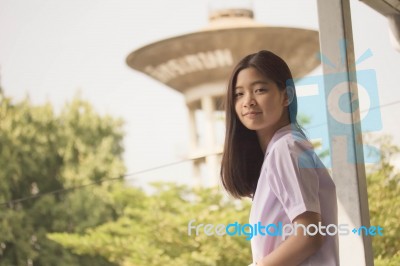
[365,135,400,265]
[48,182,253,266]
[0,91,125,265]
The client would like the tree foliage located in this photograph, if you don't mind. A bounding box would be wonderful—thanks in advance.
[365,135,400,265]
[48,183,253,266]
[0,91,125,265]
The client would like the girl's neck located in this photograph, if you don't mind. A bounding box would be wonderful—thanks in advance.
[257,120,291,154]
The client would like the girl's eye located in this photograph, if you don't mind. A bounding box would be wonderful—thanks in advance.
[234,92,243,98]
[256,88,267,93]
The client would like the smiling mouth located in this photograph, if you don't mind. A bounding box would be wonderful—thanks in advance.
[243,111,262,117]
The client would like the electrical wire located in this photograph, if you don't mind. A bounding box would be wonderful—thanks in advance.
[0,155,206,207]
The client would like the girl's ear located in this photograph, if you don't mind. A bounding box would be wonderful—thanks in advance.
[284,86,295,106]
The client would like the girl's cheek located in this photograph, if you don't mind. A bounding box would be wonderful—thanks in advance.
[235,103,241,112]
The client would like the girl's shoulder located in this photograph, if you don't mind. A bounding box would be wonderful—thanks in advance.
[268,129,314,158]
[266,130,321,169]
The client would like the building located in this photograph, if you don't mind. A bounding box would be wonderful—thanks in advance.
[126,1,320,186]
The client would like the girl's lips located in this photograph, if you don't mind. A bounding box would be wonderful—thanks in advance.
[243,111,262,116]
[244,112,262,118]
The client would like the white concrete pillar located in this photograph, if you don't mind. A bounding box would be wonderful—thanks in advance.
[188,105,198,152]
[201,96,216,149]
[201,96,219,186]
[187,104,202,187]
[317,0,374,265]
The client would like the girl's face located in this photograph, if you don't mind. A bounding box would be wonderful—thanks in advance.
[234,67,289,133]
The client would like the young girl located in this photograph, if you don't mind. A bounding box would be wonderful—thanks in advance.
[220,50,339,265]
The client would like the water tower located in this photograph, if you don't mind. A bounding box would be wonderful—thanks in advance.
[126,1,320,186]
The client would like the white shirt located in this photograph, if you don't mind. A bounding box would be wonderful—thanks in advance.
[249,124,339,265]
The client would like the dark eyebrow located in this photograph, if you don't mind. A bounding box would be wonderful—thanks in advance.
[235,80,270,90]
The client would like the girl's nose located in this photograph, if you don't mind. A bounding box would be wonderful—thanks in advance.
[243,94,256,107]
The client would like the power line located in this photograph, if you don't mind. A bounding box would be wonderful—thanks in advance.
[1,99,399,208]
[0,155,205,207]
[367,99,400,110]
[305,99,400,130]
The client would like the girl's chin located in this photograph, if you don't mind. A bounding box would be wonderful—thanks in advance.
[242,122,271,131]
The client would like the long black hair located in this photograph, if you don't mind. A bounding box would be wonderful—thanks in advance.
[220,50,306,199]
